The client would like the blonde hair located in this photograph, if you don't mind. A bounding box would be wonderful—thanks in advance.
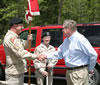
[63,20,77,31]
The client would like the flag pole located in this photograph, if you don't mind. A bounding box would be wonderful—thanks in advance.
[25,0,40,84]
[28,20,32,85]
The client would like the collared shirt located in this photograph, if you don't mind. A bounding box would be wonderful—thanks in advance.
[47,31,97,71]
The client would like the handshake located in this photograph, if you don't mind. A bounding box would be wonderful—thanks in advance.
[37,54,47,61]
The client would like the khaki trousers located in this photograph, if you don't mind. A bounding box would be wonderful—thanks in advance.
[35,69,53,85]
[66,67,88,85]
[6,73,24,85]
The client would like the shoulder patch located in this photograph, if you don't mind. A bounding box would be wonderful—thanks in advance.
[10,37,16,43]
[10,37,20,50]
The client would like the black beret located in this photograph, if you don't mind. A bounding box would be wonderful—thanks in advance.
[10,18,23,25]
[42,32,51,38]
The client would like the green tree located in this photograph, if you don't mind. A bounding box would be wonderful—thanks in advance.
[62,0,90,23]
[0,0,100,43]
[89,0,100,22]
[32,0,59,25]
[0,0,26,40]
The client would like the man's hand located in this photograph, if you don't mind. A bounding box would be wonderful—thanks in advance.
[89,70,94,74]
[37,54,47,61]
[27,34,33,41]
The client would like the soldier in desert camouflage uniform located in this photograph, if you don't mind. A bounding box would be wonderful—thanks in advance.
[3,18,40,85]
[34,32,58,85]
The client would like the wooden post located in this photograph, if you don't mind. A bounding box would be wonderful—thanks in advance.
[28,21,32,85]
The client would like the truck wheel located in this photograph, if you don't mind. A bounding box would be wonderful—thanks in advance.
[0,65,5,80]
[89,68,100,85]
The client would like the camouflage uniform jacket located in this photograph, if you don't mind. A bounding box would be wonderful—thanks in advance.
[3,30,37,75]
[34,43,58,73]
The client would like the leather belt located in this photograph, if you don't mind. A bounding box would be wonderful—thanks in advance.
[66,65,88,70]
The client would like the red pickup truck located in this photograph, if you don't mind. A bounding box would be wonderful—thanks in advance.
[0,24,100,85]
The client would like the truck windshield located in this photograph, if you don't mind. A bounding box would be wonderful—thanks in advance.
[42,29,63,47]
[19,30,37,47]
[78,26,100,47]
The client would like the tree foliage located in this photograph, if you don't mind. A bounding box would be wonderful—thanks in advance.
[0,0,26,40]
[0,0,100,42]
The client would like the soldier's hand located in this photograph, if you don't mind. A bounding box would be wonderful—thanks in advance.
[41,71,48,77]
[27,34,33,41]
[47,64,53,69]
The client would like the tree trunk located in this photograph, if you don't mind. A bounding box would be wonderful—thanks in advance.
[58,0,63,24]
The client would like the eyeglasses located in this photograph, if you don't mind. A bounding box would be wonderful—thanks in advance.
[21,27,24,30]
[17,24,23,26]
[62,27,68,30]
[16,24,24,30]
